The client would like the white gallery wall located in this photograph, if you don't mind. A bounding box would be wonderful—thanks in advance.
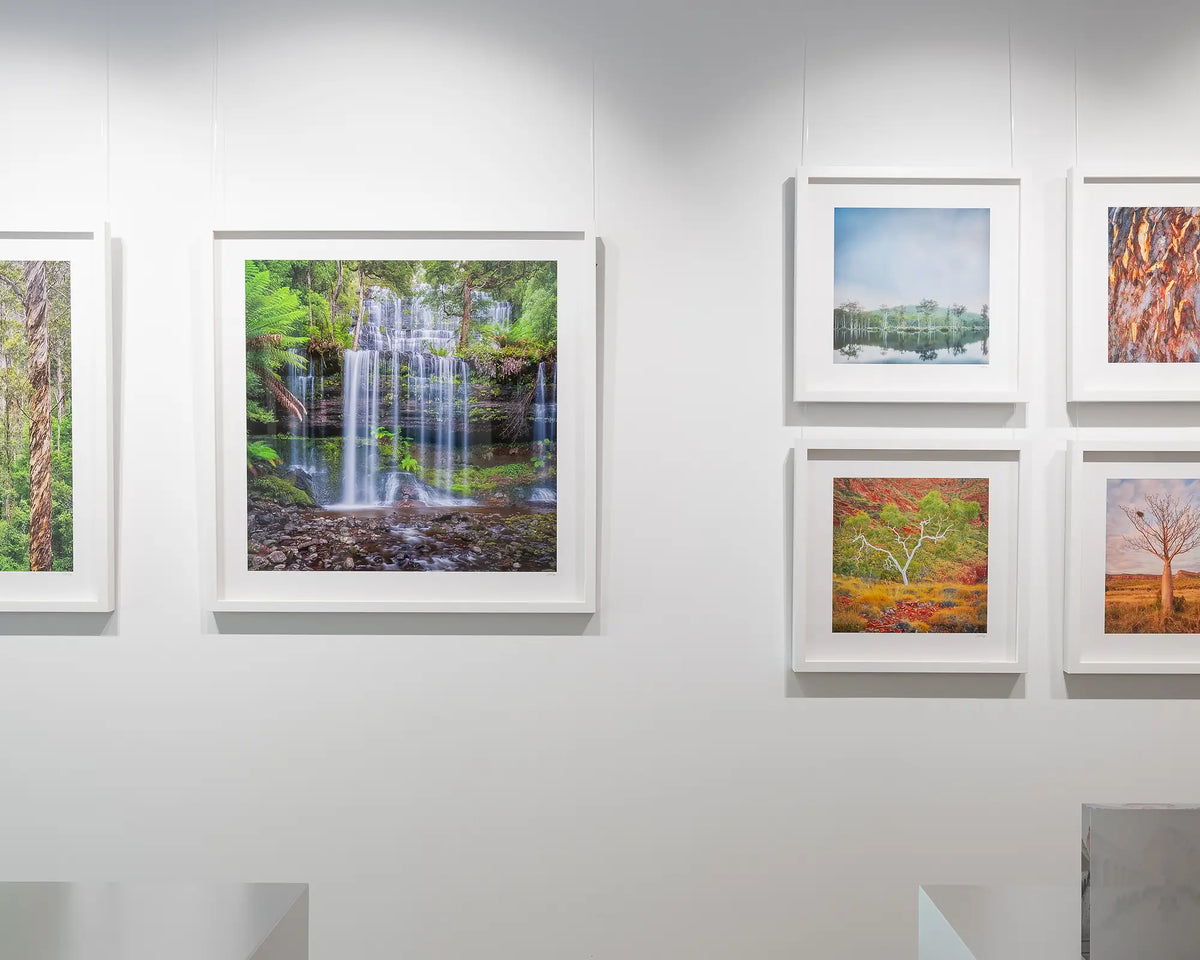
[1,0,1199,955]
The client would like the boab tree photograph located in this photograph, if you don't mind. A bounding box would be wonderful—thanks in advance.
[1108,207,1200,362]
[833,207,990,364]
[245,258,558,572]
[0,261,72,572]
[1105,479,1200,633]
[831,477,988,633]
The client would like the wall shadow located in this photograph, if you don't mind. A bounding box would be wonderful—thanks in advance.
[109,236,124,628]
[1069,402,1200,428]
[211,611,593,637]
[790,672,1024,699]
[1065,674,1200,700]
[593,236,607,629]
[0,612,115,637]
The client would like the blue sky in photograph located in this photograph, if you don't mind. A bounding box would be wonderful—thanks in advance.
[833,207,990,311]
[1106,478,1200,574]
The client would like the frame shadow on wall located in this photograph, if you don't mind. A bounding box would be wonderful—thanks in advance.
[206,239,607,639]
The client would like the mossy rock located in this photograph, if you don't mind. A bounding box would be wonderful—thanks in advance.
[249,474,315,507]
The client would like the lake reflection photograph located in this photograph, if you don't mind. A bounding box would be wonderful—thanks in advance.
[244,259,558,573]
[832,207,991,364]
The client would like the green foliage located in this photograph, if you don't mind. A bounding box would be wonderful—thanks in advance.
[244,266,308,428]
[459,341,552,382]
[421,260,555,347]
[531,438,555,473]
[833,481,987,585]
[0,413,73,572]
[0,263,73,572]
[507,262,557,345]
[835,297,989,333]
[248,474,315,507]
[453,461,537,495]
[247,440,282,471]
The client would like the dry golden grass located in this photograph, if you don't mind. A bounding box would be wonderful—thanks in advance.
[1104,575,1200,634]
[832,612,867,632]
[832,577,988,633]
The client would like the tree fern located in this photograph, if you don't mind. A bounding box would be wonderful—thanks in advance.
[245,267,308,423]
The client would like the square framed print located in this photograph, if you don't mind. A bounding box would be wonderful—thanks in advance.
[1066,437,1200,672]
[794,167,1023,403]
[792,433,1026,672]
[209,230,596,613]
[0,227,112,612]
[1069,170,1200,401]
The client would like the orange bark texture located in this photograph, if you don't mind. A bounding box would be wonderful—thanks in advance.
[1109,206,1200,362]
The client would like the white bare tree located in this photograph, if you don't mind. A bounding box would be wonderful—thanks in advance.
[851,516,952,586]
[1120,492,1200,612]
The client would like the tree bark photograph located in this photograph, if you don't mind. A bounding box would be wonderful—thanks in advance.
[0,261,73,572]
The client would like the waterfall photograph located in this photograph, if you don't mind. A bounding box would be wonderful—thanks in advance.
[245,258,557,572]
[832,207,991,364]
[0,261,72,572]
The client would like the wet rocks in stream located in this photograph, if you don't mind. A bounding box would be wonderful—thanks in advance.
[247,499,556,572]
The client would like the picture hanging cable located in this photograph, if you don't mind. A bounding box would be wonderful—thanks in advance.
[800,35,809,167]
[1007,8,1015,168]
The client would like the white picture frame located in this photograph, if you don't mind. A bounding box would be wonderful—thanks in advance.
[794,166,1024,404]
[0,226,113,612]
[1065,436,1200,673]
[208,229,597,613]
[1068,169,1200,401]
[792,432,1027,673]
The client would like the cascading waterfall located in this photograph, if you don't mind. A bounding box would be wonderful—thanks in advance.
[529,360,558,503]
[285,350,322,477]
[334,286,499,508]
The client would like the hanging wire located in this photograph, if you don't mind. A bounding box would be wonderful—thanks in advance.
[800,35,809,167]
[590,56,597,226]
[104,0,112,220]
[1073,42,1080,168]
[1007,4,1015,167]
[210,0,222,221]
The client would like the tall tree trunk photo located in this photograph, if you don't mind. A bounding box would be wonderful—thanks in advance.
[459,276,473,348]
[352,264,366,351]
[23,260,52,571]
[1162,559,1175,613]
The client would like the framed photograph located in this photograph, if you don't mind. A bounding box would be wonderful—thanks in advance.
[1069,170,1200,401]
[793,167,1023,403]
[210,230,596,613]
[1066,438,1200,672]
[792,434,1026,672]
[0,227,112,612]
